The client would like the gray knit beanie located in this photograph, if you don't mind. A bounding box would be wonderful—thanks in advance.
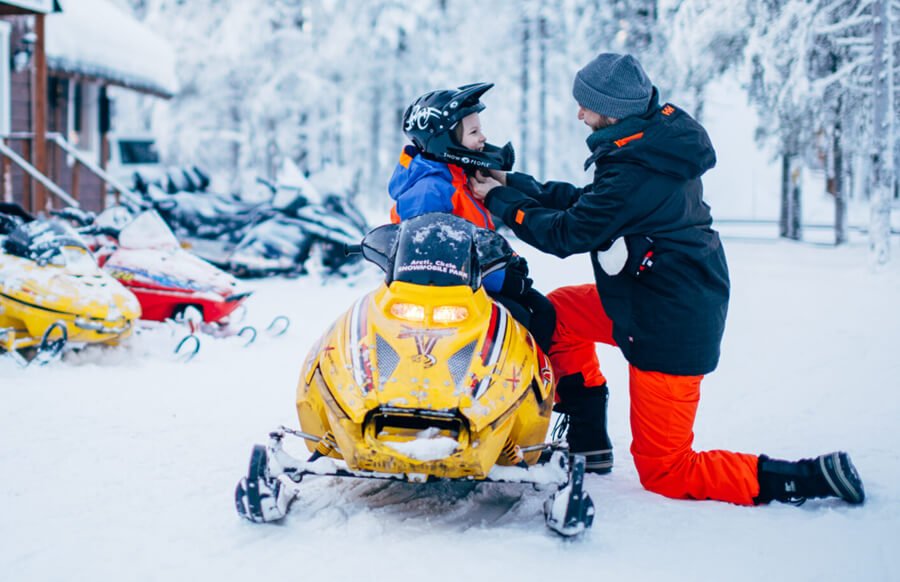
[572,53,652,119]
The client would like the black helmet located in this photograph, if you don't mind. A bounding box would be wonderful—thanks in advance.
[402,82,515,171]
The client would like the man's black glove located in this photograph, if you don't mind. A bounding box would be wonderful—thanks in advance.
[500,255,533,298]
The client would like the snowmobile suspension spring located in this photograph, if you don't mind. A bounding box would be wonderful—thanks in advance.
[278,426,338,450]
[519,440,566,453]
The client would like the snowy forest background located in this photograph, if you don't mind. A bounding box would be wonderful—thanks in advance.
[113,0,899,263]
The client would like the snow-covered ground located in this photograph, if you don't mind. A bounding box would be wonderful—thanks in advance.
[1,231,898,582]
[2,64,898,581]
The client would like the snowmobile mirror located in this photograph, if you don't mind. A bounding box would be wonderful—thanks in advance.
[359,223,399,276]
[50,207,95,227]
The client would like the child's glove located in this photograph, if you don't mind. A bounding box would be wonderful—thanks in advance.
[500,256,533,298]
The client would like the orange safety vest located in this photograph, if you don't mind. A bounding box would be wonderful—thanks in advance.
[390,149,495,230]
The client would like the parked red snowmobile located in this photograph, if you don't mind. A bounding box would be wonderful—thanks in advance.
[60,206,289,359]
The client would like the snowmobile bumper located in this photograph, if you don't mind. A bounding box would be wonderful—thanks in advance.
[0,292,134,348]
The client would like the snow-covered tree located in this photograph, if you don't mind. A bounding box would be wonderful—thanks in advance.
[747,0,898,257]
[657,0,751,121]
[117,0,880,234]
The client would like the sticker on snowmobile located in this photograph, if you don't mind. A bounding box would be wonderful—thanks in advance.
[539,355,553,391]
[395,259,468,281]
[480,304,508,368]
[348,295,374,393]
[397,325,457,368]
[107,269,136,281]
[504,366,522,390]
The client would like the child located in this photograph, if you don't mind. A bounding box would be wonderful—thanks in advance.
[388,83,555,353]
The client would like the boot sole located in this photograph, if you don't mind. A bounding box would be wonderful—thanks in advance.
[573,449,613,474]
[820,452,865,505]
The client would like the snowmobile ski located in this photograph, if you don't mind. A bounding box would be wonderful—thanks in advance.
[543,454,596,537]
[32,321,69,366]
[234,428,589,535]
[235,444,296,523]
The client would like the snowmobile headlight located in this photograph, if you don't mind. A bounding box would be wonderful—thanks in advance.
[433,305,468,324]
[390,302,425,322]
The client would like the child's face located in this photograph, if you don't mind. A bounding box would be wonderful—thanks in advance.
[458,113,487,151]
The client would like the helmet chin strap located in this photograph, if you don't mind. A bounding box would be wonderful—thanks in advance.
[442,141,515,172]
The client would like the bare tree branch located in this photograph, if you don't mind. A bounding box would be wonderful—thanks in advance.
[816,15,873,36]
[814,57,873,89]
[834,36,873,47]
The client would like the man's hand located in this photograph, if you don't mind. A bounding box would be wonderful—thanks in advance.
[470,172,503,201]
[488,170,508,186]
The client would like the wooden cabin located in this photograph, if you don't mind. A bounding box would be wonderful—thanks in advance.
[0,0,176,213]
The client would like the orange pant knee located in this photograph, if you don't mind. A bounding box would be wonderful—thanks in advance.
[629,366,759,505]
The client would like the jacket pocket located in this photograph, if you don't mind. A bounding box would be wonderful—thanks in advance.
[624,235,656,279]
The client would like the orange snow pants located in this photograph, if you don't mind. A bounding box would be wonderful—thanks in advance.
[547,284,760,506]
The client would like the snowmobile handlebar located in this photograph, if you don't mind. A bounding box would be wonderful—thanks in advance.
[50,208,96,227]
[255,176,277,194]
[344,244,362,256]
[79,225,121,238]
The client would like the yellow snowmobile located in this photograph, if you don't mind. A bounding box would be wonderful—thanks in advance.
[0,205,141,365]
[235,213,594,536]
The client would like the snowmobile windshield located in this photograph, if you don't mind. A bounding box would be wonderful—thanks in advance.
[47,246,97,273]
[270,185,307,211]
[2,220,92,267]
[392,214,479,290]
[118,211,179,250]
[95,206,136,231]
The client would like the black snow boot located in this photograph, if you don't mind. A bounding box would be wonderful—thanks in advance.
[553,373,613,474]
[754,451,865,505]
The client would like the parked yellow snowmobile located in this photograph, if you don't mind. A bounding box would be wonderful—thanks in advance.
[0,205,141,364]
[235,213,595,536]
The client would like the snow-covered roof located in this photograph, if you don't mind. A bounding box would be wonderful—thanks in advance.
[45,0,177,98]
[0,0,57,14]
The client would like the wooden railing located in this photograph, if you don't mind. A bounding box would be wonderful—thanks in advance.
[0,138,79,207]
[46,133,141,206]
[0,132,141,212]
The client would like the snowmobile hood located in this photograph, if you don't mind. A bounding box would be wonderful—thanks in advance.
[293,213,552,479]
[0,251,141,324]
[296,280,554,478]
[388,146,456,205]
[104,246,250,299]
[584,88,717,180]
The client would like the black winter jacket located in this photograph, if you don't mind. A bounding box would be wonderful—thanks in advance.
[484,91,729,376]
